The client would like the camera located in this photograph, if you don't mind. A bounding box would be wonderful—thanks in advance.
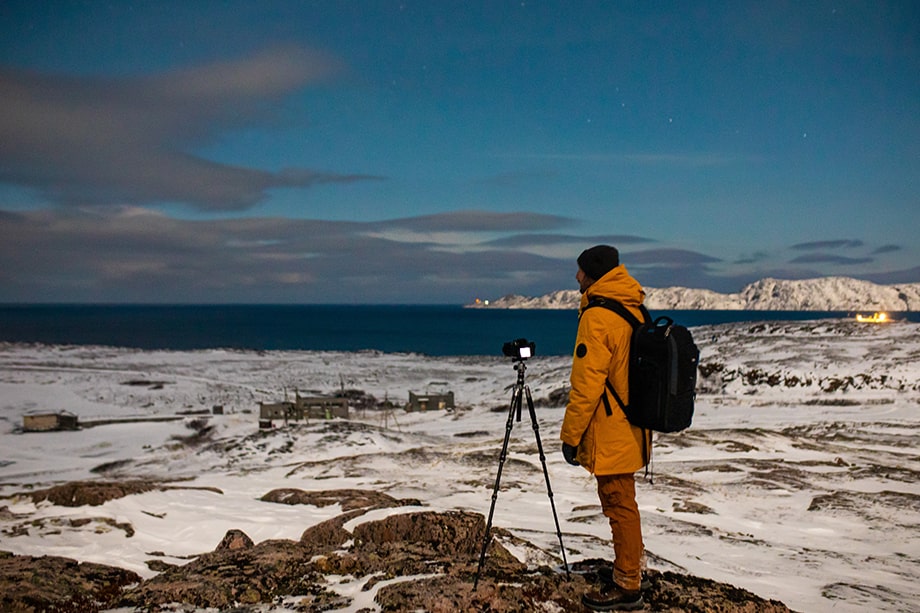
[502,338,536,360]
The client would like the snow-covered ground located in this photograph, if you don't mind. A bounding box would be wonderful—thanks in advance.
[1,318,918,612]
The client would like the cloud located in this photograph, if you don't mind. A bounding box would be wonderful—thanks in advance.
[3,207,909,304]
[790,239,864,251]
[623,248,721,266]
[0,47,382,211]
[482,234,653,248]
[872,244,901,255]
[377,210,570,233]
[789,253,874,265]
[601,248,728,290]
[0,208,573,303]
[733,251,770,265]
[863,265,920,285]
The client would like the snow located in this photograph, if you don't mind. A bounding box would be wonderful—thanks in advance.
[1,318,919,612]
[469,276,920,310]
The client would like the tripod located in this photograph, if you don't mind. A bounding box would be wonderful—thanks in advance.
[473,358,570,589]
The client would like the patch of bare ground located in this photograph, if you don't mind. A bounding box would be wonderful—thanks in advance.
[808,490,920,525]
[0,486,798,612]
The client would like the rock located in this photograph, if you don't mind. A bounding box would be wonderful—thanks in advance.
[260,487,419,511]
[119,539,321,610]
[27,480,160,506]
[23,480,223,507]
[646,569,794,613]
[353,509,485,557]
[145,559,178,572]
[0,551,142,613]
[215,528,254,551]
[0,504,798,612]
[299,508,368,551]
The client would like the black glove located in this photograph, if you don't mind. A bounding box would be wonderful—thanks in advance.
[562,442,580,466]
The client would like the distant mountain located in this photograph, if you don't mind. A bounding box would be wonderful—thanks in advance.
[468,277,920,311]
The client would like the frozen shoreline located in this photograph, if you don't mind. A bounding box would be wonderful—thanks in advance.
[1,319,919,612]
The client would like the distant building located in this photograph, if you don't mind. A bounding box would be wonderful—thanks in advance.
[294,394,349,420]
[22,411,79,432]
[259,401,294,421]
[406,391,455,412]
[258,395,348,426]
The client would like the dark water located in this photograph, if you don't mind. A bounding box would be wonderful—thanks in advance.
[0,305,915,356]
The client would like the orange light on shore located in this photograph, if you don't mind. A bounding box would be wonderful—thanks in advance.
[855,312,889,323]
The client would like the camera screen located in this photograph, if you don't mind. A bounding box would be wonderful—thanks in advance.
[519,346,532,359]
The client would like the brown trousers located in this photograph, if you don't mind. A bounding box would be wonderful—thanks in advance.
[596,473,644,591]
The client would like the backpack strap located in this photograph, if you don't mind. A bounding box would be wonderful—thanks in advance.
[582,296,650,416]
[581,296,652,417]
[604,379,627,414]
[583,296,649,329]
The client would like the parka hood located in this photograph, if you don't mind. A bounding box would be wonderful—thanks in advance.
[579,265,645,311]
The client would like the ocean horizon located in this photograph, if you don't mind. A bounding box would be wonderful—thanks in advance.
[1,304,917,356]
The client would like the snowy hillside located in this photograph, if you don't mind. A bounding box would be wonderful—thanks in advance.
[470,276,920,310]
[1,318,919,612]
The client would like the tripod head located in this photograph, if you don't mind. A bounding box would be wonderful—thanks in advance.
[502,338,535,421]
[503,338,535,387]
[502,338,535,361]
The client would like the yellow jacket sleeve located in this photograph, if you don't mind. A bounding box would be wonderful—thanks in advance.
[561,309,611,447]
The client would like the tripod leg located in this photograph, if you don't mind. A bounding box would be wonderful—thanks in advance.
[524,385,570,577]
[473,384,522,589]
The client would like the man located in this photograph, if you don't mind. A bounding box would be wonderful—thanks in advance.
[560,245,649,612]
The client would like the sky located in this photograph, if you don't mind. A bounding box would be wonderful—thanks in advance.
[0,1,918,304]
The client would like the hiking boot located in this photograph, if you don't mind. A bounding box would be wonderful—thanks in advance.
[595,565,652,591]
[582,583,644,611]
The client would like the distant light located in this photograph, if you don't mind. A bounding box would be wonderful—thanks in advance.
[855,312,889,323]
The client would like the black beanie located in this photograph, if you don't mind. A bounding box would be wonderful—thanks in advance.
[577,245,620,280]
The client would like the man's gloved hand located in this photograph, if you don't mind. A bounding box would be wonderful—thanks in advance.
[562,442,580,466]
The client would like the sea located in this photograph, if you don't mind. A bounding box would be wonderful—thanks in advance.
[0,305,917,356]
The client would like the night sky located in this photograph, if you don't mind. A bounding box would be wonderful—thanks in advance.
[1,1,917,303]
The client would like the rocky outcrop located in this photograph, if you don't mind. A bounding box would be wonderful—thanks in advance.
[470,276,920,311]
[26,480,223,507]
[260,487,420,511]
[27,480,161,507]
[0,550,142,613]
[1,493,797,612]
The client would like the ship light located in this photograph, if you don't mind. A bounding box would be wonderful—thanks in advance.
[855,312,889,323]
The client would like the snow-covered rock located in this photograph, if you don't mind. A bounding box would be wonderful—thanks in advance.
[469,277,920,311]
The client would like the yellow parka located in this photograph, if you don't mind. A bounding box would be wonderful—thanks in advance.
[560,265,650,475]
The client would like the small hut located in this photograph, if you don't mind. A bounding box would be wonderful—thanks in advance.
[22,411,79,432]
[406,391,455,412]
[294,394,349,420]
[259,401,294,421]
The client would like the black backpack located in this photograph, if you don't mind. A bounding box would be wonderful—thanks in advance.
[583,297,699,434]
